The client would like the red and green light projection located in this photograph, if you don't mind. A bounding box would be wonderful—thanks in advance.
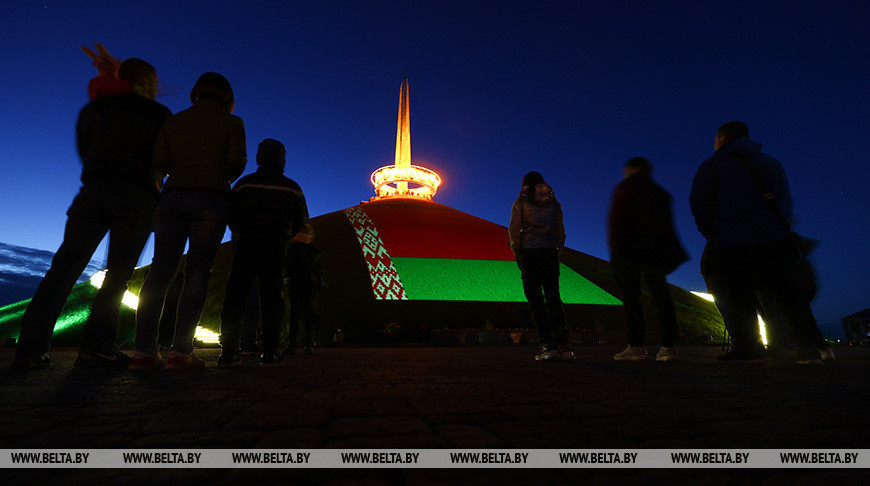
[354,78,619,305]
[345,200,622,305]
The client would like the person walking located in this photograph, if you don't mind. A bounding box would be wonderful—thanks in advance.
[12,58,171,369]
[508,171,574,361]
[129,72,246,371]
[608,157,687,362]
[690,121,831,364]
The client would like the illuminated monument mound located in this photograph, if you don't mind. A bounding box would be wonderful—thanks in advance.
[299,78,723,342]
[0,78,724,346]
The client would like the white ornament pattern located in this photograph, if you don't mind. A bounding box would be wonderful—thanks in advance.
[343,206,408,300]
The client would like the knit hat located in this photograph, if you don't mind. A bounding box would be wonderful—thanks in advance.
[257,138,286,168]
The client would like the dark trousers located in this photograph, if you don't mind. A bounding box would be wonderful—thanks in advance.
[16,183,153,359]
[220,233,287,355]
[135,192,228,355]
[518,248,567,346]
[611,254,677,348]
[288,286,316,348]
[703,241,826,352]
[240,282,261,352]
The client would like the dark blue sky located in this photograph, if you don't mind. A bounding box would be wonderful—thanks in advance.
[1,1,867,326]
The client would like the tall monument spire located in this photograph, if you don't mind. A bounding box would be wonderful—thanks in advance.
[370,77,441,200]
[394,76,411,168]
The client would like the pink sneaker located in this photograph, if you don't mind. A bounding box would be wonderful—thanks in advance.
[128,352,165,371]
[164,351,205,371]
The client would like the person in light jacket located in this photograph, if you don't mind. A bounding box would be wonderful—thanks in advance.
[508,171,572,361]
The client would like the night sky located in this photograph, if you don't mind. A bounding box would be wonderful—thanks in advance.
[1,1,867,328]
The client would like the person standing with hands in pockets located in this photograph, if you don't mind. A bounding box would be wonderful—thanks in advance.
[509,171,574,362]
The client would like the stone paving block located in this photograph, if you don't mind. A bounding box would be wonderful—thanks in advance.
[0,413,79,439]
[257,427,323,448]
[631,401,736,424]
[496,402,626,420]
[701,419,800,448]
[301,390,336,402]
[326,397,375,416]
[369,398,416,416]
[357,384,406,399]
[474,391,568,407]
[327,416,432,439]
[328,397,416,418]
[485,418,583,447]
[391,383,437,398]
[126,430,264,448]
[361,370,400,376]
[120,411,230,436]
[408,395,493,415]
[325,384,364,397]
[324,434,450,449]
[222,406,329,430]
[434,424,506,447]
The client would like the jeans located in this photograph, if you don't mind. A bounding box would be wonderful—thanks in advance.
[611,254,677,348]
[219,232,287,355]
[135,191,228,355]
[16,182,154,359]
[518,248,568,346]
[703,241,826,351]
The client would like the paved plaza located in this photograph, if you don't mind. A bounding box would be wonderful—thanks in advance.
[2,344,868,484]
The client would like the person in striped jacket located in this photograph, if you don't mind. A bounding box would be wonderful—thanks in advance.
[218,139,308,367]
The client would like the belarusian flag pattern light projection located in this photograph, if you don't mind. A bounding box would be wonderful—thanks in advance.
[344,199,621,305]
[343,205,409,300]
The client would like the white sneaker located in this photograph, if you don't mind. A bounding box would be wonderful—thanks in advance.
[655,347,680,362]
[535,346,560,361]
[613,345,649,361]
[817,346,836,361]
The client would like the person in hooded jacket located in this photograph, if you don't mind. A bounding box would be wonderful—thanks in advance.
[690,121,831,364]
[508,171,573,361]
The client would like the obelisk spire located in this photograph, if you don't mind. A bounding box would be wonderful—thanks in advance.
[394,77,411,166]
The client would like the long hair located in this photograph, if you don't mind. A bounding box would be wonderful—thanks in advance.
[190,72,234,111]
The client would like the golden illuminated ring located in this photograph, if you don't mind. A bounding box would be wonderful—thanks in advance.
[370,164,441,199]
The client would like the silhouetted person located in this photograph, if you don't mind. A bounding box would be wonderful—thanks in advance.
[608,157,688,362]
[218,139,308,367]
[508,171,573,361]
[130,72,246,371]
[690,121,832,363]
[12,58,171,370]
[283,224,322,356]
